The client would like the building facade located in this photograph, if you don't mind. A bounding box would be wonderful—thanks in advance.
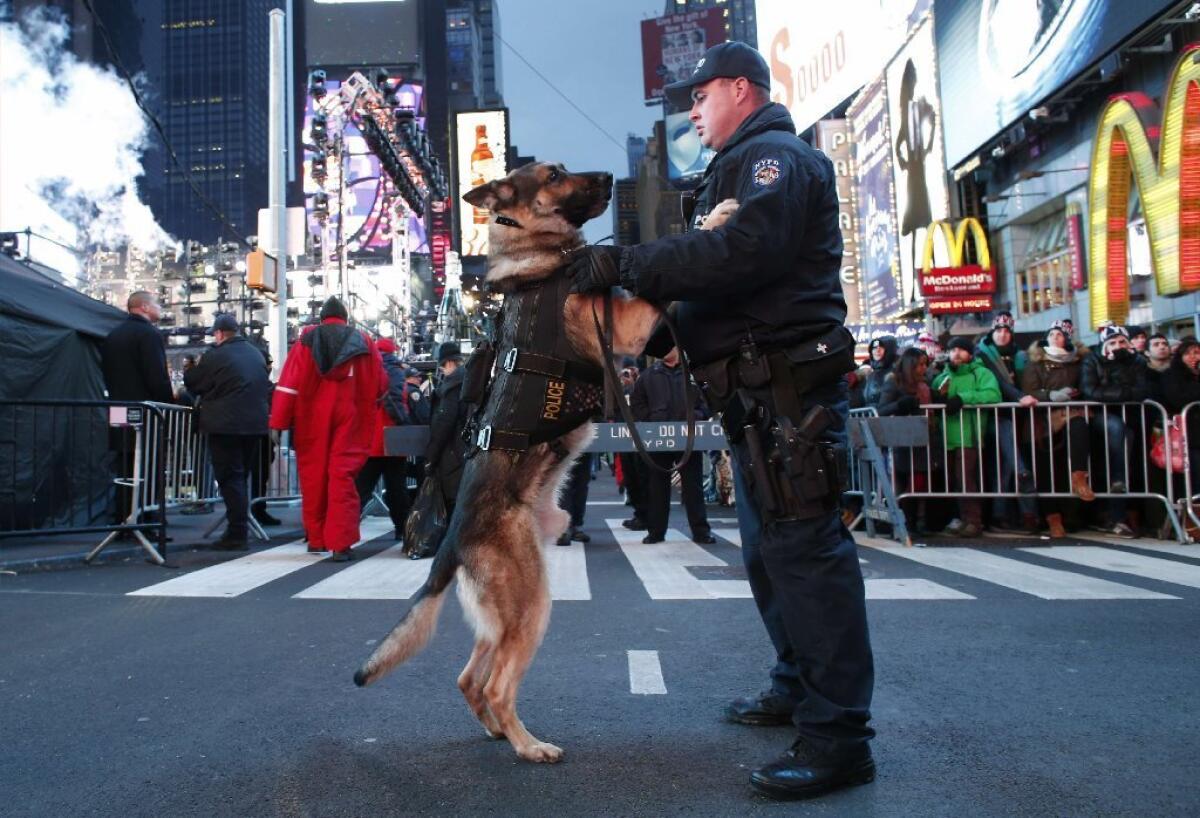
[662,0,756,47]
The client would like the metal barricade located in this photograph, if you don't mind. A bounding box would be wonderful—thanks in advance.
[861,400,1189,543]
[1178,402,1200,536]
[0,400,174,563]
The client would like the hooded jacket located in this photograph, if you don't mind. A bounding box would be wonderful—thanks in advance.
[861,336,898,408]
[932,359,1001,449]
[620,103,846,365]
[1161,359,1200,443]
[1020,340,1088,400]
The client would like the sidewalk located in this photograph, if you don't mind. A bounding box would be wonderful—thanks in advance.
[0,505,305,572]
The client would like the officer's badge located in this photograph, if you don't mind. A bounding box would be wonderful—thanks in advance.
[753,158,781,187]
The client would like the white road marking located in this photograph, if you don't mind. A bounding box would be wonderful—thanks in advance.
[865,579,974,600]
[1022,546,1200,589]
[1121,543,1200,561]
[627,650,667,694]
[294,543,429,599]
[864,545,1177,600]
[127,519,394,598]
[711,528,742,547]
[587,501,628,505]
[543,540,591,600]
[608,519,751,599]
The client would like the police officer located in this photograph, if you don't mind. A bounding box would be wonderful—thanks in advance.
[568,42,874,800]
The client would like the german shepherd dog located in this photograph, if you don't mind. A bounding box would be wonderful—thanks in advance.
[354,162,737,763]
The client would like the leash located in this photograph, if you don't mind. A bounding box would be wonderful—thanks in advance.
[590,293,696,475]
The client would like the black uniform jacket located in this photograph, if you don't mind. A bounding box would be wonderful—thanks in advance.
[101,314,174,403]
[620,103,847,365]
[183,335,271,435]
[424,366,469,501]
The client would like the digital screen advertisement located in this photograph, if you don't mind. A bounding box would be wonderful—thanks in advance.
[455,109,509,257]
[848,78,902,319]
[664,108,715,184]
[935,0,1181,168]
[302,79,429,256]
[304,0,421,68]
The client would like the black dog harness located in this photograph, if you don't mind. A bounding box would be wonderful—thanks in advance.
[467,271,604,455]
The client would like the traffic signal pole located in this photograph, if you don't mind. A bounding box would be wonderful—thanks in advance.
[268,7,289,374]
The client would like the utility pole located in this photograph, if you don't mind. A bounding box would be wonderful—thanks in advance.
[268,8,288,374]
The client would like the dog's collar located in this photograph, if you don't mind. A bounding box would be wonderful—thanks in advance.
[495,215,523,229]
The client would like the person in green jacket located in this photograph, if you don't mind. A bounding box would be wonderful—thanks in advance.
[932,337,1002,537]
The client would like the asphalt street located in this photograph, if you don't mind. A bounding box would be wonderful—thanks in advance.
[2,479,1199,817]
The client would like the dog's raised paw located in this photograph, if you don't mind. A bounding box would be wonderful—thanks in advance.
[519,741,564,763]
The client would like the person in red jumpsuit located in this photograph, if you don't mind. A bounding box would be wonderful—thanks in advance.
[270,296,385,561]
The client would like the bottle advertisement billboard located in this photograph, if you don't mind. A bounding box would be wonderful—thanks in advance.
[455,109,509,258]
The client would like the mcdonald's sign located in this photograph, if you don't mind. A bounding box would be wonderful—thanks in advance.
[919,217,996,314]
[1088,43,1200,327]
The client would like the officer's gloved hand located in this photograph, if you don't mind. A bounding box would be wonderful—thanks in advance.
[944,395,964,414]
[567,245,624,294]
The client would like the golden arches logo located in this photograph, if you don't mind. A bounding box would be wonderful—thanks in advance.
[1088,42,1200,328]
[920,217,991,274]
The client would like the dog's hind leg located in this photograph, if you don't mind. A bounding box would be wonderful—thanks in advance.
[458,638,503,739]
[484,579,560,763]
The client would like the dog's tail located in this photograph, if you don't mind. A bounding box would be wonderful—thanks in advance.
[353,546,459,687]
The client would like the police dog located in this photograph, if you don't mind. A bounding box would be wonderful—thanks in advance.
[354,162,737,764]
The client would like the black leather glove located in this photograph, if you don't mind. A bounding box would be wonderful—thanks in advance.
[897,395,920,413]
[945,395,964,414]
[567,245,624,294]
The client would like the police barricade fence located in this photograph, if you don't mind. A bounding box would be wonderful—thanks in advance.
[1177,401,1200,534]
[848,400,1191,544]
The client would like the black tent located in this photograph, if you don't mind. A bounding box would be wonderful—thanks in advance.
[0,257,127,533]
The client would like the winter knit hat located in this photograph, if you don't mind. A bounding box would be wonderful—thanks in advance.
[947,337,974,355]
[992,311,1014,330]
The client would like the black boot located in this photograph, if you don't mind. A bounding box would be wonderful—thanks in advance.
[251,502,282,526]
[749,738,875,800]
[726,690,796,726]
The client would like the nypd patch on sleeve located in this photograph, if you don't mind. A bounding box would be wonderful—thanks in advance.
[752,157,782,187]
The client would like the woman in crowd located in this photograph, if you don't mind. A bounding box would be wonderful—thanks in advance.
[1021,324,1094,538]
[1161,337,1200,497]
[878,347,933,534]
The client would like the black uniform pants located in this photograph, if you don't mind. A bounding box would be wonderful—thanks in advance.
[732,379,874,751]
[356,457,411,529]
[557,453,592,528]
[619,452,648,521]
[208,434,258,540]
[645,450,711,539]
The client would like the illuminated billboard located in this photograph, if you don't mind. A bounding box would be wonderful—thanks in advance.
[757,0,930,133]
[640,8,728,104]
[304,0,420,68]
[935,0,1181,169]
[885,16,949,309]
[456,109,509,257]
[813,119,862,325]
[664,108,714,184]
[848,77,902,319]
[301,79,428,256]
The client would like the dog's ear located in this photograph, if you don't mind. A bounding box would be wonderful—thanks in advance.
[463,180,516,211]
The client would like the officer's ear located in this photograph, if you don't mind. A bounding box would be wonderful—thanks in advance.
[463,180,516,212]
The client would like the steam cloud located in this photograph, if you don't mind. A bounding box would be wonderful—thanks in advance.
[0,9,174,282]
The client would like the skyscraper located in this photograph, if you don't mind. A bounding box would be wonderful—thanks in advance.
[148,0,282,244]
[662,0,756,47]
[446,0,504,111]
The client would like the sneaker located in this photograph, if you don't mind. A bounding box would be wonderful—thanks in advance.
[1110,522,1136,539]
[726,690,797,726]
[941,518,965,536]
[749,737,875,800]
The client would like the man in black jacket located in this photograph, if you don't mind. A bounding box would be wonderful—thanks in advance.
[424,343,470,515]
[631,348,714,545]
[184,314,271,549]
[355,337,412,540]
[568,42,874,799]
[1080,325,1148,537]
[101,291,174,525]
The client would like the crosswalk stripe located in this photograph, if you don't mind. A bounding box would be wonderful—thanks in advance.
[864,545,1177,600]
[866,579,974,600]
[608,519,752,600]
[712,528,741,547]
[543,540,591,600]
[1022,546,1200,589]
[627,650,667,694]
[294,542,429,599]
[1121,543,1200,561]
[127,518,394,598]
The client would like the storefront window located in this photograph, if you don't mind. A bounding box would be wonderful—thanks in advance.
[1017,212,1070,315]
